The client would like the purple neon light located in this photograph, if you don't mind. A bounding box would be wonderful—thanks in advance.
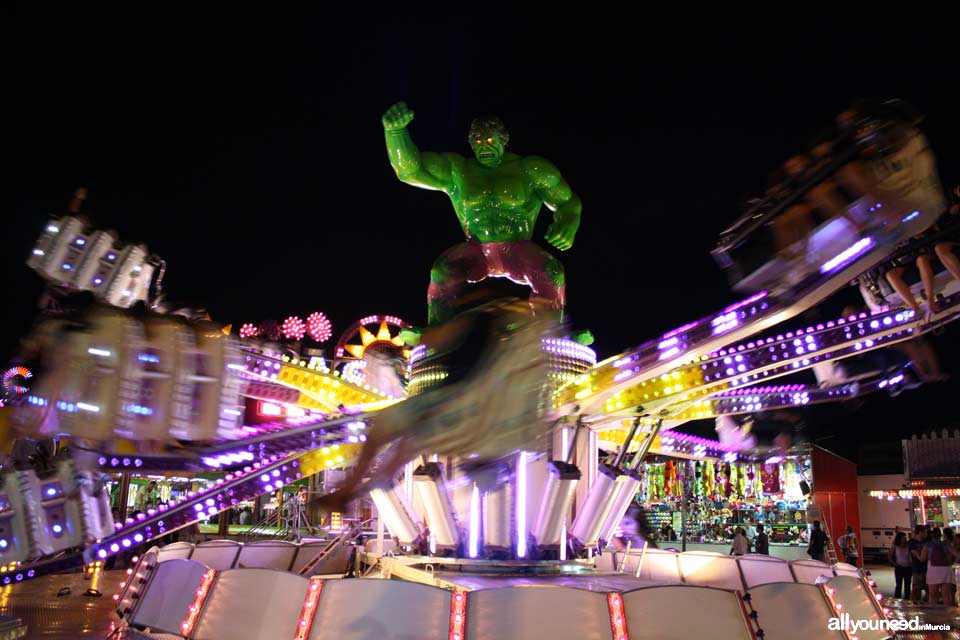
[721,291,768,314]
[663,430,741,453]
[820,237,874,274]
[714,384,807,397]
[516,452,527,558]
[657,337,679,350]
[711,311,739,336]
[658,347,681,361]
[661,320,701,340]
[469,484,480,558]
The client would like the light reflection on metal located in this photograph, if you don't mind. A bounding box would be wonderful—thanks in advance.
[369,484,422,546]
[820,237,874,274]
[533,461,580,548]
[413,463,460,550]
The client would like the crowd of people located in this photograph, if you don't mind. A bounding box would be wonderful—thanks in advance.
[889,524,960,607]
[724,519,856,565]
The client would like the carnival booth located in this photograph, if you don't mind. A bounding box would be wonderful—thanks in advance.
[869,430,960,529]
[599,426,860,562]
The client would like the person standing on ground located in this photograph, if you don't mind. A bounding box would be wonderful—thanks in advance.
[839,526,859,566]
[943,528,958,606]
[807,520,829,562]
[730,527,750,556]
[889,531,913,600]
[909,525,929,604]
[754,524,770,555]
[920,527,960,606]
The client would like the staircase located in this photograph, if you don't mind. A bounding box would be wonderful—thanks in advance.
[297,524,359,576]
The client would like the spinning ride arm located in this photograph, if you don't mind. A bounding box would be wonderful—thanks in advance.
[556,292,960,423]
[556,102,952,421]
[3,451,308,583]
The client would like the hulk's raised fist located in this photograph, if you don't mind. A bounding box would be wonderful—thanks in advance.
[383,102,415,131]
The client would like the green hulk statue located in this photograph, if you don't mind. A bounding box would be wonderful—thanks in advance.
[383,101,582,327]
[308,105,586,515]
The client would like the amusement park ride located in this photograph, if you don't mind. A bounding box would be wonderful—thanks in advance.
[0,99,957,614]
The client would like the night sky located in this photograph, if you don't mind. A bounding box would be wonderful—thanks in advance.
[7,12,959,466]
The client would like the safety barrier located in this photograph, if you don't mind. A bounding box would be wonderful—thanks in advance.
[116,556,890,639]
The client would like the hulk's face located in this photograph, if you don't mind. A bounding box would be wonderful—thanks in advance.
[470,129,506,167]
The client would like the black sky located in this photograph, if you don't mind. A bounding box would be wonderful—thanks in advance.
[7,12,959,464]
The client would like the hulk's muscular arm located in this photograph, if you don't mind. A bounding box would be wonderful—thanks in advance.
[383,101,459,192]
[524,155,582,251]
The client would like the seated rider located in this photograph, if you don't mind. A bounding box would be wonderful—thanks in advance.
[771,155,816,258]
[924,183,960,312]
[879,183,960,317]
[769,101,942,268]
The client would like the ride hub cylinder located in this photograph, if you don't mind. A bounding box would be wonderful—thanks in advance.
[569,463,622,547]
[413,463,461,551]
[533,460,580,549]
[482,479,513,554]
[598,469,642,545]
[369,482,422,547]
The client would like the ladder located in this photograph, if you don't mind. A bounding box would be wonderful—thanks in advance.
[806,504,839,564]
